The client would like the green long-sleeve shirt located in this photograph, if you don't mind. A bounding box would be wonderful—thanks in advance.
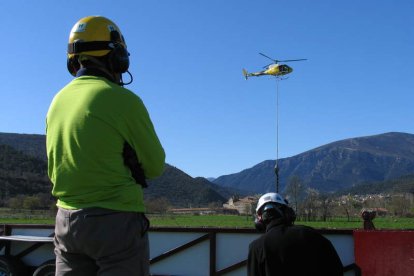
[46,75,165,212]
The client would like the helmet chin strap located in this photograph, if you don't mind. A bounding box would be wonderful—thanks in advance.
[119,70,133,86]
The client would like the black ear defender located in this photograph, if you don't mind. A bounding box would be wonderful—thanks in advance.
[67,39,93,76]
[67,55,80,76]
[108,30,130,73]
[254,216,266,232]
[284,205,296,225]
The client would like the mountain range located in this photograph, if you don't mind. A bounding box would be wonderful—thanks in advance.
[213,132,414,194]
[1,132,413,207]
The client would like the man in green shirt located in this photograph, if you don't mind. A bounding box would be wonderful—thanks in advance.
[46,16,165,275]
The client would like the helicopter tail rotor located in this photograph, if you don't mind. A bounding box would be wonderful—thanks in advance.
[242,68,249,80]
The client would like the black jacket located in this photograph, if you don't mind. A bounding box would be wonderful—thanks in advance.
[248,220,343,276]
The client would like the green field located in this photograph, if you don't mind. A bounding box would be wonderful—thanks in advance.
[0,208,55,225]
[1,211,413,230]
[148,215,414,230]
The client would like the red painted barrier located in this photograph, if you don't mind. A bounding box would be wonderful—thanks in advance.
[354,230,414,276]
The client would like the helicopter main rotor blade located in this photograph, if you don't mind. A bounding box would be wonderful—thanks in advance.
[259,53,277,62]
[278,59,307,62]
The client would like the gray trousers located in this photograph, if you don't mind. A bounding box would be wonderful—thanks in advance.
[54,207,150,276]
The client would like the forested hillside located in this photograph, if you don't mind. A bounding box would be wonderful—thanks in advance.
[146,164,227,207]
[0,133,234,208]
[0,144,51,206]
[337,174,414,195]
[0,132,46,160]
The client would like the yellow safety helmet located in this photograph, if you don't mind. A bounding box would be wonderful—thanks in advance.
[67,16,129,76]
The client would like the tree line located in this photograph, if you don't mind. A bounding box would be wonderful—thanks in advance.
[0,193,56,211]
[283,175,414,221]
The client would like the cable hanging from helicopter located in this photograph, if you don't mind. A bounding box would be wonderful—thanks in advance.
[243,53,306,193]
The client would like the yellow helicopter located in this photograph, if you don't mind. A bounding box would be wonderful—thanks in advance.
[243,53,306,80]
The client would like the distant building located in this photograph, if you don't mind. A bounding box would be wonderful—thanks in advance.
[223,196,259,215]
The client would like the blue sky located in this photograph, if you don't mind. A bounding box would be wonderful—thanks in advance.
[1,1,413,178]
